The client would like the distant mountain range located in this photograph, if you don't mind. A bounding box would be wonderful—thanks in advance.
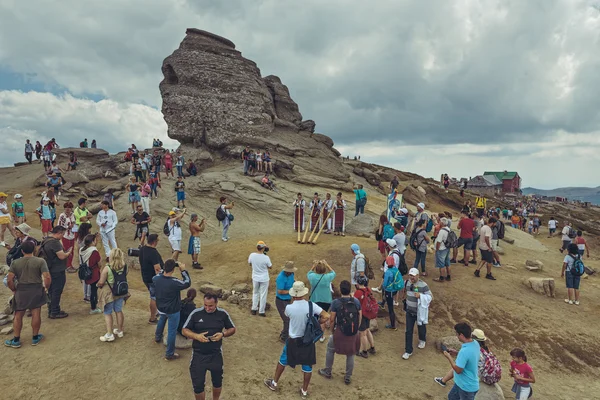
[522,186,600,205]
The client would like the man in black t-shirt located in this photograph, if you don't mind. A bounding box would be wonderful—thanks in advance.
[131,205,151,246]
[182,293,236,399]
[139,234,164,324]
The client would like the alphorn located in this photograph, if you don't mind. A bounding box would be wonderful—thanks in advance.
[305,206,325,244]
[311,208,333,245]
[296,206,301,243]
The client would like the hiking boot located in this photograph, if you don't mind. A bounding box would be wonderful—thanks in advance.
[402,352,412,360]
[385,324,397,331]
[100,333,115,342]
[192,263,203,270]
[446,275,451,281]
[474,270,480,278]
[434,377,447,387]
[31,334,44,346]
[259,313,266,317]
[4,338,21,348]
[165,353,180,360]
[485,273,496,281]
[318,369,332,379]
[357,351,368,358]
[264,379,277,391]
[368,347,376,355]
[49,311,69,319]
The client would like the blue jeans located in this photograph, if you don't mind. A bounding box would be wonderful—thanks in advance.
[354,198,366,216]
[151,182,158,197]
[435,248,450,269]
[448,384,477,400]
[155,312,180,357]
[413,250,427,272]
[176,165,183,177]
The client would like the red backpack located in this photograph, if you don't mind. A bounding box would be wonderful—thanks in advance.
[356,288,378,320]
[480,348,502,385]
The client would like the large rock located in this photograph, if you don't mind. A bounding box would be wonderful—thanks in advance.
[1,326,14,335]
[525,260,544,270]
[199,283,224,298]
[522,277,555,297]
[163,334,193,349]
[402,185,427,205]
[263,75,302,125]
[299,120,316,133]
[231,283,251,294]
[345,214,376,238]
[435,336,462,352]
[474,383,504,400]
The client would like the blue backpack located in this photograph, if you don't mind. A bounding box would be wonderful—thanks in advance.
[383,224,395,241]
[425,218,434,233]
[386,268,405,292]
[570,255,585,277]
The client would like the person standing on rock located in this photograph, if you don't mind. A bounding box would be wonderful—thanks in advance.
[96,201,118,260]
[433,218,452,283]
[39,226,72,319]
[154,259,191,361]
[24,139,34,164]
[309,193,323,232]
[175,151,185,178]
[441,322,480,399]
[218,197,234,242]
[547,216,557,237]
[175,175,186,209]
[241,145,250,175]
[264,281,330,398]
[188,214,205,269]
[352,184,367,216]
[263,148,273,173]
[474,217,497,281]
[152,150,163,182]
[57,202,76,273]
[4,240,51,348]
[390,176,400,194]
[323,193,334,234]
[354,276,376,357]
[410,203,429,234]
[97,248,128,342]
[491,211,503,268]
[275,261,296,342]
[35,140,42,161]
[132,205,151,247]
[249,241,272,316]
[11,194,26,225]
[333,192,347,236]
[562,243,583,305]
[307,260,336,341]
[182,293,236,400]
[293,193,306,232]
[168,209,186,261]
[451,211,474,267]
[402,268,432,360]
[139,234,163,324]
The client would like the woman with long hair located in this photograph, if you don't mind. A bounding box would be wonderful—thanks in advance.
[178,288,197,335]
[80,234,102,314]
[77,223,93,302]
[307,260,336,342]
[58,202,77,272]
[377,214,394,262]
[97,248,129,342]
[163,149,174,179]
[126,177,141,214]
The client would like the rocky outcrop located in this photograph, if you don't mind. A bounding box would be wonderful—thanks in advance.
[523,277,555,297]
[474,383,504,400]
[263,75,302,127]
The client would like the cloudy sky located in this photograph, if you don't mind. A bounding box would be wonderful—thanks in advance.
[1,0,599,189]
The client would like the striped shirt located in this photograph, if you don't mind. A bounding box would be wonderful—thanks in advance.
[405,279,430,315]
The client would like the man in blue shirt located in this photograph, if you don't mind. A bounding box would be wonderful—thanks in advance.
[275,261,296,342]
[442,322,480,399]
[352,184,367,216]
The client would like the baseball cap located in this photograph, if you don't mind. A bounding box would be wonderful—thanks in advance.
[350,244,360,253]
[408,268,420,276]
[257,241,267,248]
[168,211,176,216]
[400,208,408,214]
[386,238,397,247]
[385,256,395,266]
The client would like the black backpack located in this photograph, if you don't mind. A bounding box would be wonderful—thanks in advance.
[78,254,93,281]
[568,227,577,239]
[497,221,505,239]
[108,265,129,296]
[443,228,459,249]
[163,218,178,236]
[302,301,323,345]
[390,249,408,275]
[337,299,360,336]
[216,206,227,222]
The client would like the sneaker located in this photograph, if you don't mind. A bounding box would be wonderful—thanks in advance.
[372,287,382,293]
[434,377,447,387]
[385,324,397,331]
[469,260,477,264]
[4,338,21,348]
[100,333,115,342]
[492,262,502,268]
[564,299,571,304]
[344,376,351,385]
[31,334,44,346]
[357,350,368,358]
[474,270,480,278]
[393,301,399,306]
[566,300,574,305]
[89,308,102,315]
[574,301,580,305]
[319,336,326,343]
[83,298,90,303]
[368,347,376,355]
[417,340,426,349]
[113,329,124,338]
[457,259,465,263]
[318,369,332,379]
[264,379,277,391]
[222,238,228,242]
[449,259,457,264]
[251,310,257,316]
[49,311,69,319]
[402,352,412,360]
[300,387,308,399]
[485,273,497,281]
[446,275,451,281]
[165,353,180,360]
[259,313,267,317]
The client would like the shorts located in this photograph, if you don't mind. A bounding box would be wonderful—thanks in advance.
[103,297,125,315]
[155,165,161,172]
[316,302,331,312]
[279,343,312,373]
[491,240,499,252]
[549,228,556,234]
[170,239,181,252]
[188,236,201,255]
[578,249,585,257]
[177,191,186,202]
[138,226,149,235]
[467,237,479,251]
[359,317,370,332]
[565,271,581,290]
[41,219,52,233]
[435,248,450,268]
[479,249,494,263]
[562,240,571,250]
[476,208,484,217]
[378,240,387,254]
[456,237,473,249]
[128,191,141,203]
[190,352,224,394]
[144,282,156,300]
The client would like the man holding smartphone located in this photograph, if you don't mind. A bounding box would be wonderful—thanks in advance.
[182,293,236,400]
[153,259,191,360]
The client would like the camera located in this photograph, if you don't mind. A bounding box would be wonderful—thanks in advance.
[264,247,270,254]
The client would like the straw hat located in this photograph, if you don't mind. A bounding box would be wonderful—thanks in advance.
[15,223,31,235]
[282,261,297,273]
[472,329,487,341]
[289,281,309,297]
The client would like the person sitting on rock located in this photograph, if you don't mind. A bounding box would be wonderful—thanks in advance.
[186,160,197,177]
[91,139,97,148]
[66,151,78,171]
[261,173,276,191]
[262,148,273,173]
[124,149,133,162]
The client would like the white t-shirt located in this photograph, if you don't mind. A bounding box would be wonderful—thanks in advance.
[248,252,272,282]
[0,201,10,218]
[528,220,533,228]
[548,220,557,229]
[435,228,449,251]
[478,225,493,251]
[561,226,571,242]
[168,219,182,241]
[350,254,366,285]
[392,232,406,254]
[285,299,323,339]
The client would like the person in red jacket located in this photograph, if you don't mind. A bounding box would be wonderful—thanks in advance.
[79,234,103,315]
[353,275,376,358]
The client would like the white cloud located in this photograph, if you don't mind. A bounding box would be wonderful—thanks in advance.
[0,91,177,165]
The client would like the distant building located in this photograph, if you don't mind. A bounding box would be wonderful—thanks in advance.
[467,174,503,196]
[483,171,521,194]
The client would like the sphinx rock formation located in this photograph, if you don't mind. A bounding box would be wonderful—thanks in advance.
[160,29,350,188]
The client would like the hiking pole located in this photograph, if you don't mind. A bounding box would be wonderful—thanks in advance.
[311,209,333,245]
[297,206,301,243]
[306,207,325,244]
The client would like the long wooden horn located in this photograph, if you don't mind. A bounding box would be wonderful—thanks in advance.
[311,208,333,245]
[307,206,325,243]
[297,206,301,243]
[301,205,314,244]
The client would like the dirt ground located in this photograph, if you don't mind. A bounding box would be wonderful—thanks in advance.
[1,162,600,400]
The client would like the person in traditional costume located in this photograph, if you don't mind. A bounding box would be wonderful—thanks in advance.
[293,193,306,232]
[332,192,347,236]
[309,193,323,232]
[323,193,334,234]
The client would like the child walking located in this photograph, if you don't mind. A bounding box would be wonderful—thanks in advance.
[509,348,535,400]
